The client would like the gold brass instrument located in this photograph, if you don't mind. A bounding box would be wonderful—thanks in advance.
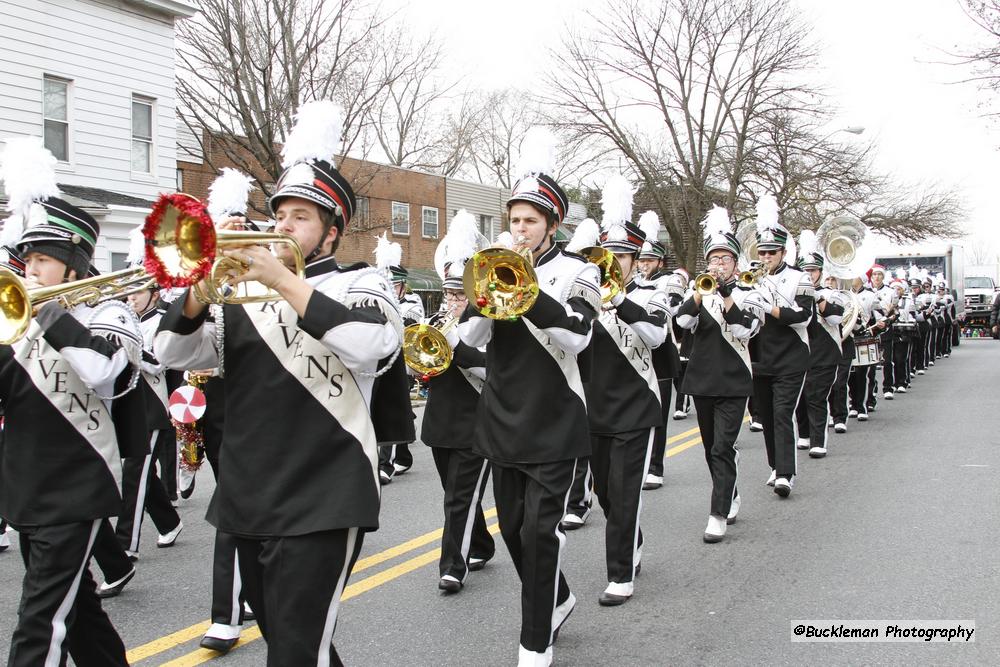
[191,229,305,304]
[463,238,539,320]
[403,316,457,378]
[737,261,768,288]
[0,198,217,345]
[579,247,625,303]
[694,272,718,295]
[816,216,875,341]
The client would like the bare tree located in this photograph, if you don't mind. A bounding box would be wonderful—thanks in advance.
[945,1,1000,114]
[545,0,819,270]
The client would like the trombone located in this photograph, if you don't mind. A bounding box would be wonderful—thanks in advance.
[0,195,219,345]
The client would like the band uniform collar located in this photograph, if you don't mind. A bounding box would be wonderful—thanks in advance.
[535,243,560,268]
[305,254,339,279]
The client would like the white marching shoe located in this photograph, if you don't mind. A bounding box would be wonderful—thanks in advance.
[796,437,810,450]
[749,421,763,432]
[642,473,663,490]
[727,495,741,525]
[808,446,827,459]
[518,645,553,667]
[765,469,777,486]
[773,477,792,498]
[827,416,834,427]
[917,369,925,375]
[704,515,727,543]
[673,409,688,420]
[834,423,847,433]
[896,386,908,394]
[848,409,858,418]
[857,413,869,422]
[883,391,894,400]
[157,521,183,548]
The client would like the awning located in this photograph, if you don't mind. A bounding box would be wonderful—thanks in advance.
[554,227,571,242]
[406,268,441,291]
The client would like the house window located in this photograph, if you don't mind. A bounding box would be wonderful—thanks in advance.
[110,252,129,271]
[356,196,370,226]
[131,96,155,174]
[392,202,409,235]
[175,168,183,190]
[422,207,439,238]
[478,214,493,239]
[43,76,70,161]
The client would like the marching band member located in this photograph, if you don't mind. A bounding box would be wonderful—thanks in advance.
[572,177,668,606]
[846,276,885,422]
[377,244,421,483]
[676,206,764,542]
[672,268,695,422]
[909,274,929,377]
[921,276,940,365]
[748,195,814,498]
[458,128,601,667]
[196,167,258,654]
[155,101,401,666]
[0,247,25,555]
[935,278,954,358]
[888,276,917,394]
[1,137,142,666]
[634,211,682,491]
[421,211,494,593]
[794,232,844,459]
[870,265,897,400]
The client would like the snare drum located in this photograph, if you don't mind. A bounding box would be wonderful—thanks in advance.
[893,322,916,337]
[852,336,883,366]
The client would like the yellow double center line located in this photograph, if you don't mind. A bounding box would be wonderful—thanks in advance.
[128,425,706,665]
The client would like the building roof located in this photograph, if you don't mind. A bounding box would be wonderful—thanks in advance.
[125,0,199,18]
[58,184,155,209]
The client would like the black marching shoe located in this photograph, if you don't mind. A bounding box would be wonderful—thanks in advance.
[598,583,633,607]
[200,636,238,654]
[438,575,463,593]
[467,556,490,572]
[98,567,136,599]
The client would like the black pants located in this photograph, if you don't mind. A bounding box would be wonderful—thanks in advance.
[753,372,805,479]
[204,428,245,631]
[431,447,495,581]
[865,365,879,410]
[234,528,364,667]
[155,426,178,501]
[379,443,414,476]
[893,335,911,388]
[795,365,838,450]
[881,335,895,392]
[492,460,576,653]
[8,520,128,667]
[647,379,673,477]
[92,519,133,584]
[116,429,181,553]
[848,365,875,416]
[829,355,852,424]
[693,396,745,518]
[564,457,593,519]
[590,428,653,584]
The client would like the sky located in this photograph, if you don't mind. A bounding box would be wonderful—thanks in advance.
[390,0,1000,261]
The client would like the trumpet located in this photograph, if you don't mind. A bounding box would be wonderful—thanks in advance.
[695,272,718,295]
[402,316,457,379]
[579,247,625,303]
[0,197,215,345]
[142,194,304,305]
[463,237,538,320]
[737,262,768,288]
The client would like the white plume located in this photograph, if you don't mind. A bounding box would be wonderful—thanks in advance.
[126,225,145,265]
[373,232,402,270]
[637,210,660,245]
[798,229,818,258]
[281,100,344,168]
[1,136,60,244]
[207,168,255,222]
[496,231,514,249]
[701,205,732,237]
[515,127,557,178]
[566,218,600,253]
[895,267,907,280]
[444,209,480,265]
[755,194,780,233]
[600,174,634,229]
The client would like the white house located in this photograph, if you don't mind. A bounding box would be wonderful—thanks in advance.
[0,0,197,271]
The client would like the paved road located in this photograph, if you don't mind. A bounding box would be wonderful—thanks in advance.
[1,341,998,666]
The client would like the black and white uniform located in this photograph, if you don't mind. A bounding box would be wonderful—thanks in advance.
[379,292,424,476]
[584,280,667,586]
[748,263,814,481]
[644,271,684,479]
[458,244,600,654]
[847,288,885,418]
[155,256,400,666]
[420,323,494,583]
[1,299,140,667]
[891,292,918,390]
[874,284,897,395]
[794,289,844,452]
[677,284,764,518]
[114,306,181,552]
